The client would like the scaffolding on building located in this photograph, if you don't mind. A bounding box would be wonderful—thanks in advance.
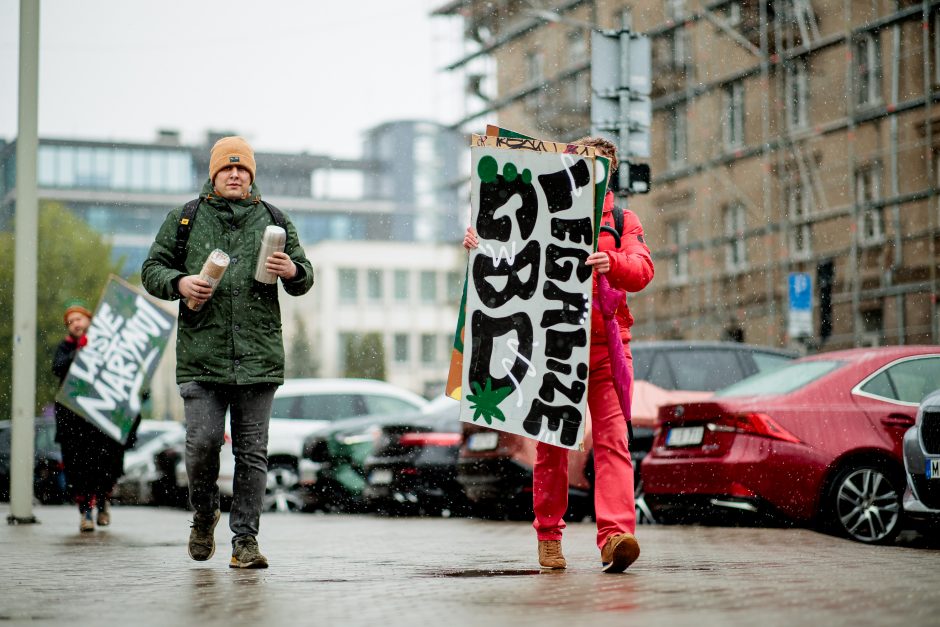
[433,0,940,350]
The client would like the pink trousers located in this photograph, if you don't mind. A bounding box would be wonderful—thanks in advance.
[533,341,636,550]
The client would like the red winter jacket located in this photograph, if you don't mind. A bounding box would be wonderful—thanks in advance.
[591,191,654,344]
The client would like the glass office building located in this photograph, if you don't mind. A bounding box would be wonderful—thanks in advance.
[0,132,425,276]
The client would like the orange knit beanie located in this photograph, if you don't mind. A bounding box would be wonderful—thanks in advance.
[209,136,256,182]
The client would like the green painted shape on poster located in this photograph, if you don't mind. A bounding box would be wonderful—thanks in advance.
[478,155,498,183]
[466,378,512,425]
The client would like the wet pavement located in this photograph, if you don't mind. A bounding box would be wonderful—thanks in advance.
[1,505,938,626]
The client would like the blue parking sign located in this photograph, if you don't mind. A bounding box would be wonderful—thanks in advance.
[788,272,812,338]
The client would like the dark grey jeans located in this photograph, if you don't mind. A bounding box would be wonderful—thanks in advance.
[179,381,278,540]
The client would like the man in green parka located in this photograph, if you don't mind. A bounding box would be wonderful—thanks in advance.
[142,136,313,569]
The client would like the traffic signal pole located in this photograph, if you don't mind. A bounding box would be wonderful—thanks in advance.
[590,16,652,195]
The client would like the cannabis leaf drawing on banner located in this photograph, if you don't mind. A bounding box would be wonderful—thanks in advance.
[466,378,512,425]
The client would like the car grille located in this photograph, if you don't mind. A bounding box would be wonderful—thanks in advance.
[911,473,940,510]
[921,410,940,455]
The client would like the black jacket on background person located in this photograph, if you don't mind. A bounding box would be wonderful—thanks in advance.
[53,335,127,505]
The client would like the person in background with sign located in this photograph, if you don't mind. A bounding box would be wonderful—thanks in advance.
[53,299,127,532]
[141,136,313,569]
[463,137,654,572]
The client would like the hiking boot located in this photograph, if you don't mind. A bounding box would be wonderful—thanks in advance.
[96,501,111,527]
[537,540,567,569]
[79,510,95,533]
[188,509,221,561]
[600,532,640,573]
[230,536,269,569]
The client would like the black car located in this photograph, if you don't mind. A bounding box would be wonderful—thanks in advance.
[0,417,68,504]
[362,400,466,516]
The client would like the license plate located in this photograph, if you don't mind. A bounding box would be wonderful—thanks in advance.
[467,431,499,452]
[666,426,704,447]
[369,469,393,485]
[927,459,940,480]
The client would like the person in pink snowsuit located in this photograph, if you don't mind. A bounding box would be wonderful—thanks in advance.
[464,137,654,572]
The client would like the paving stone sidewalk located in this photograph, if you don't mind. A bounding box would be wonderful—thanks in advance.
[1,505,938,627]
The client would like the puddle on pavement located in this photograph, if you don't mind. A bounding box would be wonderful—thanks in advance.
[425,569,546,578]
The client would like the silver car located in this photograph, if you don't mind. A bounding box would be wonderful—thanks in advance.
[902,389,940,523]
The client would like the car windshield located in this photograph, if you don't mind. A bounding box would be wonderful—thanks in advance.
[713,360,844,397]
[271,393,365,421]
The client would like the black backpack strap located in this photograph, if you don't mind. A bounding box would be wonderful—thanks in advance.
[174,198,201,270]
[173,199,285,271]
[261,201,287,230]
[613,206,624,242]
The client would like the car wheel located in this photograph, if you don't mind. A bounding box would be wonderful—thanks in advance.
[263,462,306,513]
[825,463,903,544]
[634,479,657,525]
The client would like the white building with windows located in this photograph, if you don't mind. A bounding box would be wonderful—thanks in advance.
[282,240,466,398]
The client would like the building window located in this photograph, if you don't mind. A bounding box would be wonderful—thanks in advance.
[338,332,355,372]
[420,334,436,364]
[856,165,884,245]
[445,271,463,303]
[420,271,437,303]
[855,32,882,107]
[724,82,745,149]
[393,333,409,364]
[338,268,358,304]
[568,29,588,65]
[933,9,940,85]
[665,0,686,21]
[785,60,809,130]
[668,220,689,283]
[860,308,884,346]
[527,49,544,85]
[367,269,383,302]
[667,101,688,169]
[726,1,742,27]
[566,72,591,109]
[786,182,812,259]
[441,334,453,365]
[394,269,409,301]
[525,49,545,111]
[723,203,747,272]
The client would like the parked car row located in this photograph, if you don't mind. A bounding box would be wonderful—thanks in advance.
[94,344,940,547]
[0,416,67,505]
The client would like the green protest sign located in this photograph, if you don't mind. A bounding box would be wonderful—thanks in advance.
[55,276,175,444]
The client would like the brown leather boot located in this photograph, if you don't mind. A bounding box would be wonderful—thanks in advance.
[96,500,111,527]
[600,533,640,573]
[538,540,567,569]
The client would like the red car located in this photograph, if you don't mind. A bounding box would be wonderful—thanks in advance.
[642,346,940,544]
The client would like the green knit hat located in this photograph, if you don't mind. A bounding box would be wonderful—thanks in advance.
[63,298,92,324]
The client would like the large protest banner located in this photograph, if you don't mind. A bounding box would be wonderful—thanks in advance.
[446,127,611,404]
[458,133,602,450]
[55,276,175,445]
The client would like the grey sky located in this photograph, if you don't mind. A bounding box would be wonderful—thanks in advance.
[0,1,465,157]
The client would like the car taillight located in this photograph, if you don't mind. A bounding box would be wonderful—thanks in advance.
[711,412,800,444]
[398,432,462,447]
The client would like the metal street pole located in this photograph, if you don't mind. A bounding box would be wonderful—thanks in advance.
[9,0,40,525]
